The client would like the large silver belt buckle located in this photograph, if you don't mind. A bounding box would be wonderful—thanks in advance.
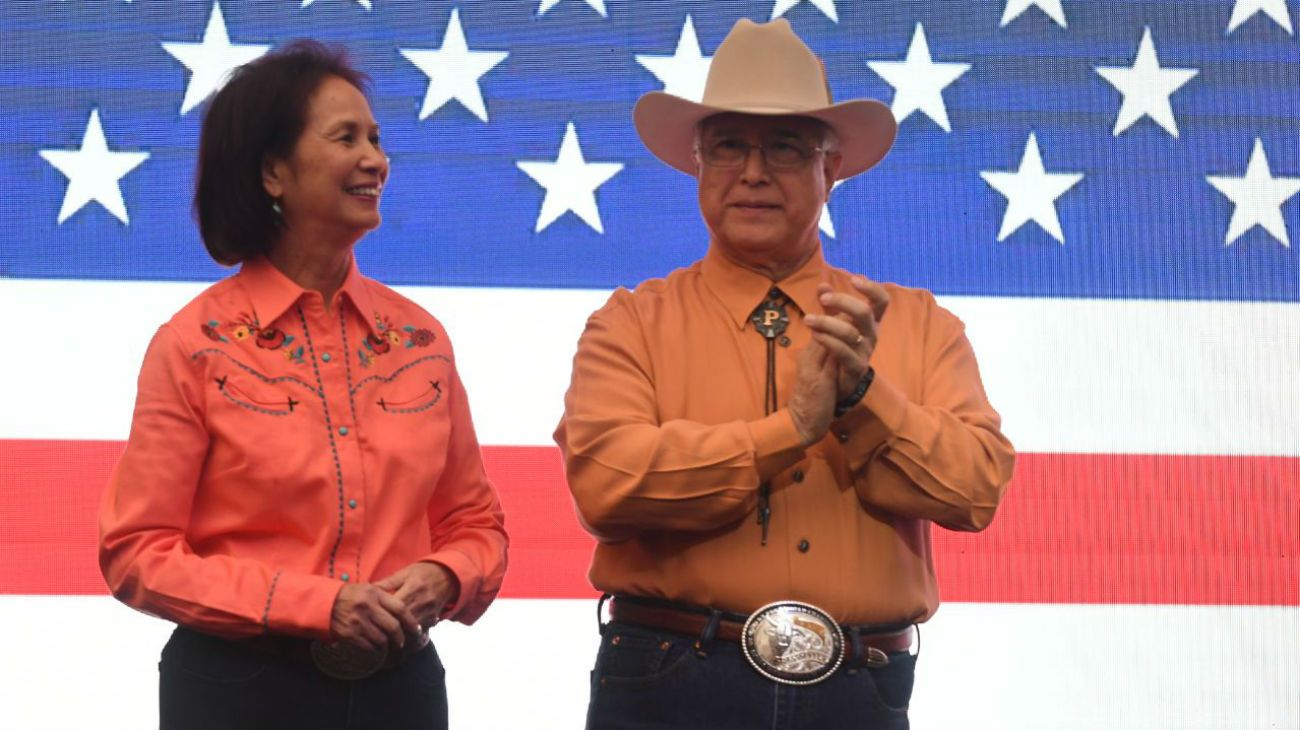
[309,640,387,681]
[741,601,845,686]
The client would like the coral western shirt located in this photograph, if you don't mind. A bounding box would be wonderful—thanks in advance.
[100,256,508,640]
[555,244,1015,625]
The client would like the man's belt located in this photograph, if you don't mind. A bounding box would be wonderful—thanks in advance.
[609,596,914,685]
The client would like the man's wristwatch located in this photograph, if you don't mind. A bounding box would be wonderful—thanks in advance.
[834,367,874,419]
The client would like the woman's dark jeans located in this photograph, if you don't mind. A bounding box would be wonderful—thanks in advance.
[159,626,448,730]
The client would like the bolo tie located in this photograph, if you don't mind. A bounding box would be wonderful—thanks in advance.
[748,287,790,546]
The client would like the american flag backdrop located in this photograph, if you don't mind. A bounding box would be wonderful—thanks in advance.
[1,0,1297,727]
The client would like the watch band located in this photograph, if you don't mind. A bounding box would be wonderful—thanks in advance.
[834,367,874,419]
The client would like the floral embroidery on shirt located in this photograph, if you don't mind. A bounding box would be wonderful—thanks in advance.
[200,314,305,365]
[358,312,437,368]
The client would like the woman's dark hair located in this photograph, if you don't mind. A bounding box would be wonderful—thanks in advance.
[195,39,371,265]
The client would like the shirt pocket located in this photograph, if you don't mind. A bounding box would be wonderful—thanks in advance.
[352,354,452,417]
[210,371,309,417]
[193,349,321,418]
[352,355,455,488]
[193,351,328,500]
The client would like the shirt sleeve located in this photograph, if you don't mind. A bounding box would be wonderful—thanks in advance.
[420,361,509,625]
[834,295,1016,532]
[555,290,807,543]
[98,324,342,640]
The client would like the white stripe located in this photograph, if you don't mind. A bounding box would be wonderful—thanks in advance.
[0,596,1294,729]
[1,279,1296,455]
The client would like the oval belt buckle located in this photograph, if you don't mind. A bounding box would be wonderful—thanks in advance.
[310,640,387,681]
[741,601,845,686]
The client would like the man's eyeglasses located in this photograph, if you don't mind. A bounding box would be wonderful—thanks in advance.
[695,137,828,170]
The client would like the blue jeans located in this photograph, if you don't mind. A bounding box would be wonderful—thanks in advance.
[586,621,915,730]
[158,627,448,730]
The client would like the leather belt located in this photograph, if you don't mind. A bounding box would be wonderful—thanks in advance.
[237,632,429,677]
[609,597,913,665]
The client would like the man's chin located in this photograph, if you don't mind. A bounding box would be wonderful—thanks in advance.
[717,233,789,257]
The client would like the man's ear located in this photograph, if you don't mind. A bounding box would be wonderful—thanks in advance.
[262,156,285,200]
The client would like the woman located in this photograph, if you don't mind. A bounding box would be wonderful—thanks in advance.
[98,40,508,730]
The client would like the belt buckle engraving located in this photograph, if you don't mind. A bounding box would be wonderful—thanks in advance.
[310,640,387,681]
[741,601,844,686]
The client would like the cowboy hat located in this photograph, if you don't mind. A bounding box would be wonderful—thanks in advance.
[633,18,896,180]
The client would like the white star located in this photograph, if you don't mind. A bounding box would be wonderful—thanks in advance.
[1095,28,1198,138]
[1000,0,1067,28]
[866,23,971,133]
[301,0,373,10]
[1227,0,1294,34]
[1207,139,1300,246]
[980,133,1083,244]
[771,0,838,22]
[161,3,270,115]
[517,123,623,234]
[819,180,844,238]
[636,15,712,102]
[537,0,606,17]
[399,9,508,123]
[39,109,150,225]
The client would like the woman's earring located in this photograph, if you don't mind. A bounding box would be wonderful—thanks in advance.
[271,200,282,215]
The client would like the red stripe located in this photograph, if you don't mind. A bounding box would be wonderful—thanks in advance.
[1,440,1295,605]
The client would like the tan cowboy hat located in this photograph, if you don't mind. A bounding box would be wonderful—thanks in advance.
[633,18,896,180]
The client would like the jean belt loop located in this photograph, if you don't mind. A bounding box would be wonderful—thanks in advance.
[693,609,723,658]
[596,593,613,633]
[846,625,863,675]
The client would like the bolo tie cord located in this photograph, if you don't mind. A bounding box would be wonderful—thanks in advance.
[749,288,789,547]
[758,335,777,545]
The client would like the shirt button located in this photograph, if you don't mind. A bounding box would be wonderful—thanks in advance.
[792,469,804,483]
[338,426,349,436]
[798,539,810,553]
[341,573,351,582]
[837,431,849,443]
[778,335,792,348]
[321,352,332,362]
[348,499,358,509]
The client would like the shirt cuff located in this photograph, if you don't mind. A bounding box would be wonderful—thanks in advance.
[836,372,909,473]
[263,571,344,641]
[423,550,481,624]
[746,410,806,482]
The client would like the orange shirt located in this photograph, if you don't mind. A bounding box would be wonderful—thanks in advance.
[555,245,1014,625]
[99,256,508,640]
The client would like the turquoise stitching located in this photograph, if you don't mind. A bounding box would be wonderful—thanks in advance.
[261,570,282,632]
[339,309,362,581]
[383,390,444,414]
[350,354,450,396]
[341,311,359,424]
[217,388,292,417]
[192,349,320,395]
[297,306,347,580]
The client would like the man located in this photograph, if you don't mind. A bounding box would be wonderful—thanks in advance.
[554,18,1015,730]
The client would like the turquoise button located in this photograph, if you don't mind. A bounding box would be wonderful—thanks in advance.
[321,352,332,362]
[341,573,350,582]
[338,426,349,436]
[348,499,358,509]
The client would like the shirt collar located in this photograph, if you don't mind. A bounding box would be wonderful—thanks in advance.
[700,243,828,330]
[238,255,382,338]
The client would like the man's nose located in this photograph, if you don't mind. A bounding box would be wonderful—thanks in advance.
[738,144,769,183]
